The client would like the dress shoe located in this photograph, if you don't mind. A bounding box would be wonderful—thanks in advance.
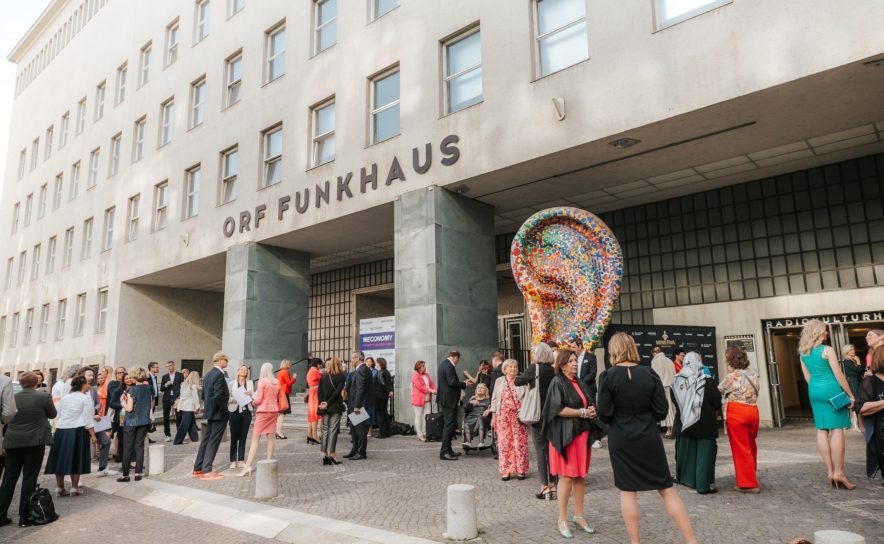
[116,476,130,483]
[343,452,357,458]
[350,454,367,460]
[440,453,458,461]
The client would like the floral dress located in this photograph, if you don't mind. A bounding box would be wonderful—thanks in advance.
[497,382,529,476]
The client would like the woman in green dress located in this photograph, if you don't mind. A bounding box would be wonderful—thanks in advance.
[798,319,856,490]
[841,344,866,432]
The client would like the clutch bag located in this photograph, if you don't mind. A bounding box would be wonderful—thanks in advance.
[827,391,851,411]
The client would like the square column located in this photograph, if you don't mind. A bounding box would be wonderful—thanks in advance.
[393,186,498,421]
[222,243,310,376]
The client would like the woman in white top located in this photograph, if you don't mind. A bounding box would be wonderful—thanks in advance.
[51,364,81,406]
[228,365,254,470]
[173,371,202,445]
[44,375,98,497]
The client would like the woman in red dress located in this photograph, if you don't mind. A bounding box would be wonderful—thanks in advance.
[306,358,323,444]
[542,349,596,538]
[490,359,529,480]
[275,359,295,440]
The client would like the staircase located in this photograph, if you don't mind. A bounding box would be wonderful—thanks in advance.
[281,391,310,431]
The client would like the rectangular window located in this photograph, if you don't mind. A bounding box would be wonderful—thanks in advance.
[534,0,589,77]
[81,217,93,259]
[115,62,127,103]
[52,173,63,210]
[109,133,122,176]
[45,126,54,160]
[314,1,336,54]
[226,52,243,106]
[38,184,48,219]
[190,77,206,127]
[165,19,179,65]
[96,288,109,333]
[4,258,12,290]
[56,298,67,340]
[184,166,201,218]
[17,149,26,180]
[74,293,87,337]
[76,98,86,134]
[221,146,238,203]
[102,207,115,251]
[374,0,399,19]
[133,116,146,161]
[69,161,80,200]
[139,42,152,86]
[262,125,283,187]
[46,236,57,274]
[24,309,34,345]
[94,81,106,120]
[371,69,400,144]
[88,148,100,188]
[17,251,27,286]
[10,313,19,347]
[195,0,210,42]
[444,28,482,113]
[127,194,140,241]
[39,303,50,342]
[24,193,33,226]
[11,203,19,234]
[267,24,286,82]
[228,0,244,16]
[30,244,41,280]
[654,0,731,30]
[312,99,335,166]
[160,98,175,145]
[154,181,169,231]
[63,227,74,267]
[30,138,39,170]
[60,112,69,147]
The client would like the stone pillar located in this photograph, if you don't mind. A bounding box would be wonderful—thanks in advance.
[222,243,310,376]
[814,530,866,544]
[255,459,279,499]
[393,186,497,421]
[148,444,165,475]
[445,484,478,540]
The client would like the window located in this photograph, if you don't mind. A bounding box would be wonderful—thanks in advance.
[314,1,336,53]
[154,181,169,231]
[102,207,115,250]
[160,98,174,145]
[266,24,285,82]
[654,0,731,29]
[374,0,399,19]
[69,161,80,200]
[31,244,41,280]
[17,251,27,286]
[195,0,210,42]
[10,313,19,347]
[24,308,34,345]
[60,112,69,147]
[262,125,283,187]
[190,77,206,127]
[24,193,33,226]
[96,288,109,333]
[0,316,5,348]
[94,81,106,120]
[63,227,74,267]
[444,28,482,113]
[88,148,100,188]
[109,133,122,176]
[81,217,94,259]
[56,298,67,340]
[228,0,244,16]
[5,258,13,290]
[139,42,152,86]
[371,69,400,144]
[30,138,39,170]
[127,194,140,241]
[165,19,179,65]
[38,183,47,219]
[74,293,87,337]
[39,304,50,342]
[221,146,238,203]
[225,52,243,106]
[17,149,26,180]
[534,0,588,77]
[312,99,335,166]
[53,173,63,210]
[45,125,54,160]
[11,203,19,234]
[184,166,201,218]
[76,98,87,134]
[46,236,57,274]
[133,117,146,161]
[115,63,128,103]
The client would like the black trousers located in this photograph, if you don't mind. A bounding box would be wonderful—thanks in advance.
[439,404,458,456]
[0,445,45,521]
[173,411,200,444]
[194,419,226,473]
[348,411,368,455]
[228,409,251,462]
[122,425,149,476]
[375,398,391,438]
[162,401,175,437]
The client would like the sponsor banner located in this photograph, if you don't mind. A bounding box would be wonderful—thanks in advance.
[604,324,718,380]
[359,316,396,376]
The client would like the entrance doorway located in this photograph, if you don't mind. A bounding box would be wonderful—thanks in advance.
[498,314,529,371]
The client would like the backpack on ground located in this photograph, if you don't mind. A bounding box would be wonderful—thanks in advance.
[29,485,59,525]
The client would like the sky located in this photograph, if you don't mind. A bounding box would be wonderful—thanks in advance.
[0,0,52,193]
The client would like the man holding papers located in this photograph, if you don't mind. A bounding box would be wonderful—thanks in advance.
[345,351,373,460]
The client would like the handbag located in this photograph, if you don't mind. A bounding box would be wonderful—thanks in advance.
[277,387,290,412]
[828,391,851,411]
[518,364,542,424]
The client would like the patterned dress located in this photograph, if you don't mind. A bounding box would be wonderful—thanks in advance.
[497,382,529,476]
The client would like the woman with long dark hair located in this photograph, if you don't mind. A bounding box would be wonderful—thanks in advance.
[855,345,884,484]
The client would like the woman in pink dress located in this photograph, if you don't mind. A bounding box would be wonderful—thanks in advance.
[490,359,529,480]
[306,358,323,445]
[238,363,280,477]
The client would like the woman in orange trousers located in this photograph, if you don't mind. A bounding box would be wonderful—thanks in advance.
[719,346,761,493]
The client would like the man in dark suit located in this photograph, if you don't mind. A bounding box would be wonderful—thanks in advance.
[344,351,372,460]
[569,335,598,396]
[437,351,474,461]
[160,360,183,442]
[146,361,160,439]
[193,352,230,480]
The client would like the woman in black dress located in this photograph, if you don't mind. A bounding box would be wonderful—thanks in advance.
[856,345,884,483]
[597,332,697,544]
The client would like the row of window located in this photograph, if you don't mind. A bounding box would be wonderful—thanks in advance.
[0,289,108,351]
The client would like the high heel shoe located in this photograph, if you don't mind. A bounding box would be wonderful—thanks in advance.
[328,457,342,465]
[307,437,320,445]
[237,466,253,477]
[832,476,856,490]
[322,456,331,465]
[535,486,550,500]
[557,520,573,539]
[569,515,596,534]
[275,433,288,440]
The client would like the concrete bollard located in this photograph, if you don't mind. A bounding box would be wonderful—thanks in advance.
[814,530,866,544]
[445,484,478,541]
[148,444,165,475]
[255,459,279,499]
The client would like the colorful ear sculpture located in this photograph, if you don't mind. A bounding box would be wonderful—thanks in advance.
[510,207,623,351]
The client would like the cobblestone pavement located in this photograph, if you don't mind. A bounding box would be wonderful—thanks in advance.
[142,420,882,544]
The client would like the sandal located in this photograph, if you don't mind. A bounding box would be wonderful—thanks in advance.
[569,515,596,534]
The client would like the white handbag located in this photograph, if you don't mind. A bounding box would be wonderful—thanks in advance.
[518,364,542,424]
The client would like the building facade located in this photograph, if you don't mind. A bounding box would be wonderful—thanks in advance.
[1,0,883,425]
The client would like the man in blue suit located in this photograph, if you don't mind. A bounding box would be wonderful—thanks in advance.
[193,352,229,480]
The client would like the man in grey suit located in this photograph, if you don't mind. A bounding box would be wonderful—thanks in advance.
[192,352,229,480]
[0,373,17,481]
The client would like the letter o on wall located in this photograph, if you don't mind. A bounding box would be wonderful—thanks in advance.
[223,217,236,238]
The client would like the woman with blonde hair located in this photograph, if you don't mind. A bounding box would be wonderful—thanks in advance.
[239,363,280,477]
[318,357,346,465]
[597,332,696,544]
[228,365,254,469]
[173,371,201,445]
[798,319,856,489]
[275,359,295,440]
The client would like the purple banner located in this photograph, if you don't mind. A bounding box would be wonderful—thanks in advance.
[359,332,395,350]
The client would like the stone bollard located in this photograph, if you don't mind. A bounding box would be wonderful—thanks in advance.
[148,444,165,475]
[445,484,478,541]
[255,459,279,499]
[814,530,866,544]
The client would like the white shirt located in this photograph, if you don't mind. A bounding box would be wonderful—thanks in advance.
[422,374,430,402]
[56,391,95,429]
[576,351,586,378]
[51,379,70,400]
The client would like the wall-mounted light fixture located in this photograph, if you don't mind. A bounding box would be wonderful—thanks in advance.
[609,137,641,150]
[552,97,566,121]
